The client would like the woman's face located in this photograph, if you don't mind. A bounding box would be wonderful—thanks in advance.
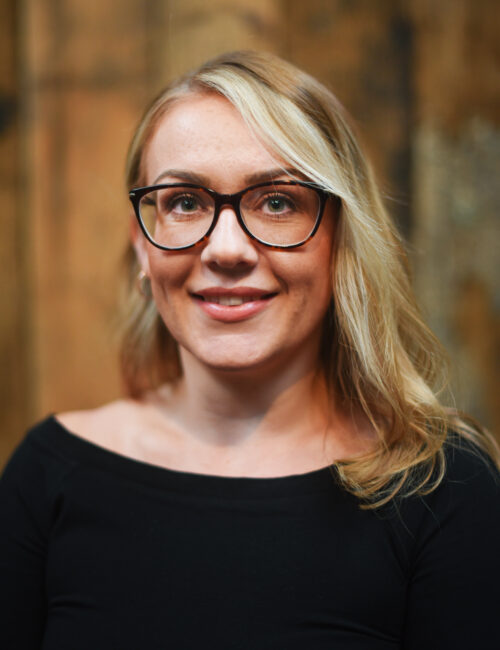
[133,93,336,376]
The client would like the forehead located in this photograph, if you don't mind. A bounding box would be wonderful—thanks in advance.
[143,93,287,187]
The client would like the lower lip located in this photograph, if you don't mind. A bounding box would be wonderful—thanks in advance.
[193,296,275,322]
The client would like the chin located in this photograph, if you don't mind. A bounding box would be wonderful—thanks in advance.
[198,351,271,373]
[181,339,282,374]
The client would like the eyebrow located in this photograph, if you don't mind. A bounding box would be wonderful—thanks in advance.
[152,167,301,187]
[244,168,301,185]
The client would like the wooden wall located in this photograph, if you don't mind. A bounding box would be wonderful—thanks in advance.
[1,0,499,466]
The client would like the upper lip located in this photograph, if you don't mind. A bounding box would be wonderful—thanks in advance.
[192,286,277,299]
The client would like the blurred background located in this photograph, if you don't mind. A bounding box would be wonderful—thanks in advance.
[1,0,499,466]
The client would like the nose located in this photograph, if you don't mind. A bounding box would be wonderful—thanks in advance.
[200,206,259,270]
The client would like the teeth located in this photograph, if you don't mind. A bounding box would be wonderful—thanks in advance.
[209,296,260,306]
[220,296,244,306]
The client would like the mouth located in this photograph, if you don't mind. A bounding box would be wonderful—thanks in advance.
[191,289,278,322]
[194,294,276,306]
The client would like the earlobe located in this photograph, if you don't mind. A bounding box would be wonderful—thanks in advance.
[130,215,151,276]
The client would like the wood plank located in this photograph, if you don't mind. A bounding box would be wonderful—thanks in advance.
[285,0,414,236]
[23,0,153,419]
[0,0,33,467]
[152,0,285,83]
[411,0,500,432]
[2,0,497,472]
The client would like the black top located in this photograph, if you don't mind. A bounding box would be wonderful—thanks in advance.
[1,416,499,649]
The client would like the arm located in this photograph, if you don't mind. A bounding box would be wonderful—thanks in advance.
[0,436,50,649]
[402,445,500,649]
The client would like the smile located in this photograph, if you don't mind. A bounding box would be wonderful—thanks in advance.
[198,295,269,306]
[191,289,277,323]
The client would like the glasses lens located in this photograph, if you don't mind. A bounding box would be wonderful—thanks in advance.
[240,183,320,246]
[139,186,215,248]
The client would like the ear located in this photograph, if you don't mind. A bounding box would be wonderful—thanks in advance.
[130,214,151,276]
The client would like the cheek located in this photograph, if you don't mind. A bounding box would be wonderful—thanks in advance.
[301,266,332,313]
[306,259,333,323]
[311,234,335,302]
[286,237,333,296]
[147,254,193,345]
[277,252,333,326]
[147,250,193,307]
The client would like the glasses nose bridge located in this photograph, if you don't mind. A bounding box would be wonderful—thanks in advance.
[211,190,246,230]
[214,190,242,216]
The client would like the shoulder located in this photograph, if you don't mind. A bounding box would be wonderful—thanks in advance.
[55,397,163,456]
[1,398,147,485]
[55,391,184,464]
[1,398,158,508]
[399,433,500,548]
[398,434,500,646]
[420,433,499,517]
[0,417,78,534]
[386,433,500,551]
[1,416,71,481]
[57,399,140,444]
[440,432,500,501]
[441,432,500,522]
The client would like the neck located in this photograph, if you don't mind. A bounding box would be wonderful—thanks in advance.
[162,346,333,450]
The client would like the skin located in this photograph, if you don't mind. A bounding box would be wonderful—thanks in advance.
[135,94,335,384]
[58,93,375,477]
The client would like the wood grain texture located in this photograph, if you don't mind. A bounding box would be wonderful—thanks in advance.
[0,0,33,465]
[1,0,498,468]
[284,0,414,236]
[410,0,500,433]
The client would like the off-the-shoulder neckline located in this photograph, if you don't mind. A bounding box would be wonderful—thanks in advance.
[29,415,341,500]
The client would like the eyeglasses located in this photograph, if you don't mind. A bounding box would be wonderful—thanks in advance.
[129,180,329,250]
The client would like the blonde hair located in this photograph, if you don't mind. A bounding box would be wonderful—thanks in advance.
[121,51,499,507]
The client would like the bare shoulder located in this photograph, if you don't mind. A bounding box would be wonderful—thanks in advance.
[56,399,151,453]
[55,386,182,463]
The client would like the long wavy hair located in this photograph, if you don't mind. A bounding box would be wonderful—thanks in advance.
[120,50,499,508]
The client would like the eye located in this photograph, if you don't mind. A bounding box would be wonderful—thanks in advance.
[170,194,202,213]
[263,193,295,214]
[267,196,287,212]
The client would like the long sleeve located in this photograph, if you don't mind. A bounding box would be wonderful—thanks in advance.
[0,432,73,649]
[402,443,500,649]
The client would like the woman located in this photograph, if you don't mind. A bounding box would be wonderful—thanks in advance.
[1,51,499,649]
